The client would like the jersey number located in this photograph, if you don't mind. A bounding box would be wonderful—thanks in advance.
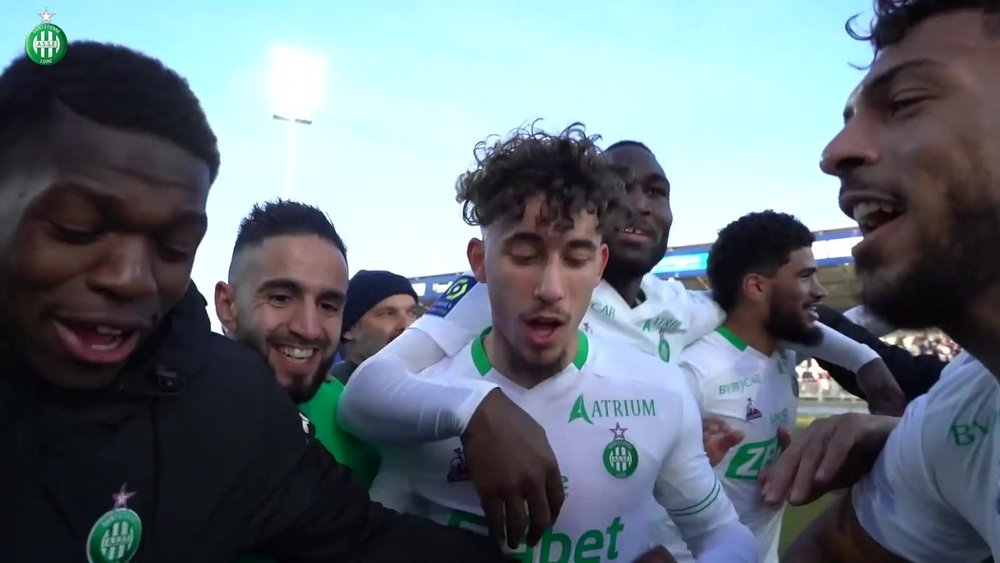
[724,437,780,481]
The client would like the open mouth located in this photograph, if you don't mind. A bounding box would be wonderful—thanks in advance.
[852,200,904,236]
[803,302,820,322]
[523,316,566,347]
[54,319,142,365]
[617,226,651,243]
[276,345,317,364]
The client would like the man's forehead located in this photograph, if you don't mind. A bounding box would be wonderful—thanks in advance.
[239,235,346,285]
[850,11,999,107]
[608,146,665,178]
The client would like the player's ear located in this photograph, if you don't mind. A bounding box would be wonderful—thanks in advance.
[594,243,609,288]
[742,273,769,305]
[467,237,487,283]
[214,281,239,336]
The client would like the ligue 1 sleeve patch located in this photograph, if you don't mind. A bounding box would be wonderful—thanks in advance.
[427,275,477,318]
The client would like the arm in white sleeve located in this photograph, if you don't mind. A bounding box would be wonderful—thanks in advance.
[843,305,898,338]
[683,290,728,346]
[851,395,987,561]
[338,274,497,444]
[653,370,756,563]
[689,290,877,372]
[781,322,879,372]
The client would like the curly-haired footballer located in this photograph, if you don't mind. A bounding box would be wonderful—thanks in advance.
[338,120,901,554]
[364,122,758,562]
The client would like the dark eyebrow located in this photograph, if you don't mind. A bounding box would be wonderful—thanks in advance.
[258,278,346,304]
[502,232,546,247]
[566,239,599,252]
[797,266,818,277]
[844,58,944,122]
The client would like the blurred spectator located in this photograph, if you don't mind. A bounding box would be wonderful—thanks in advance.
[332,270,420,384]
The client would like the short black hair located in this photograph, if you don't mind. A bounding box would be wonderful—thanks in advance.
[605,140,655,157]
[707,211,815,313]
[0,41,220,181]
[232,200,347,265]
[849,0,1000,56]
[455,122,628,236]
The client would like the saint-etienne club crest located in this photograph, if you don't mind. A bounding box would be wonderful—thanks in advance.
[657,332,671,362]
[86,484,142,563]
[603,423,639,479]
[25,8,68,66]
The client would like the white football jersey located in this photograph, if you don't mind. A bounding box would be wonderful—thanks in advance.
[660,327,799,563]
[370,330,746,562]
[853,352,1000,562]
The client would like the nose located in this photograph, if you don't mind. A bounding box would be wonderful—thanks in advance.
[627,185,652,215]
[88,236,157,302]
[288,301,323,342]
[819,117,880,178]
[398,310,417,331]
[811,277,828,302]
[534,259,566,305]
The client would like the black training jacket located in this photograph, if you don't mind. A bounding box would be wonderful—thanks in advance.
[0,284,509,562]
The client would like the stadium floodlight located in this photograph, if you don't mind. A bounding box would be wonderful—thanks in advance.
[267,44,327,199]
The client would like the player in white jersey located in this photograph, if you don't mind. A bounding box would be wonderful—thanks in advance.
[339,139,902,544]
[766,3,1000,561]
[372,329,756,562]
[364,124,755,561]
[671,211,829,563]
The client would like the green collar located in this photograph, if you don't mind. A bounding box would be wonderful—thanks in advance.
[470,327,589,376]
[715,325,749,351]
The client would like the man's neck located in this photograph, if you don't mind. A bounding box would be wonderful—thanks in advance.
[943,285,1000,379]
[483,329,575,389]
[723,308,778,357]
[603,272,644,308]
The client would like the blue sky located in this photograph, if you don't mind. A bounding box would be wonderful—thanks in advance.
[3,1,875,298]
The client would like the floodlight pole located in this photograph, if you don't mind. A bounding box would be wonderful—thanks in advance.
[273,114,313,200]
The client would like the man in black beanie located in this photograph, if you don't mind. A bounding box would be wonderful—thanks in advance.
[332,270,419,384]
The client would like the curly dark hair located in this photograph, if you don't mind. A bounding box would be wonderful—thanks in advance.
[455,122,628,236]
[707,211,815,313]
[848,0,1000,56]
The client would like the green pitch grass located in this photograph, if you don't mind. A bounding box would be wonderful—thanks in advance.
[777,416,836,553]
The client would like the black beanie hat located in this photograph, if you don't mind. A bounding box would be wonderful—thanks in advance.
[343,270,418,333]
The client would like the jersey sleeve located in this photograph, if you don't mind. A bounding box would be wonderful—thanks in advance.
[652,375,754,560]
[681,290,726,346]
[851,395,986,562]
[677,357,707,413]
[412,273,492,356]
[338,275,498,444]
[780,322,879,372]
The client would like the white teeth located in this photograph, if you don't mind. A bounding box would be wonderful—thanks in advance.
[280,346,315,360]
[96,326,123,336]
[852,201,902,231]
[89,337,123,351]
[622,227,644,234]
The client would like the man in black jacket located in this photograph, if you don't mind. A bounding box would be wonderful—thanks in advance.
[0,41,508,562]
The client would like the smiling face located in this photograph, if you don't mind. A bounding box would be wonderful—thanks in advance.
[761,248,827,345]
[603,144,672,280]
[821,10,1000,329]
[0,107,210,388]
[216,234,348,403]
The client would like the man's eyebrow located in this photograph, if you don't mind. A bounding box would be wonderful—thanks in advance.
[844,58,944,121]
